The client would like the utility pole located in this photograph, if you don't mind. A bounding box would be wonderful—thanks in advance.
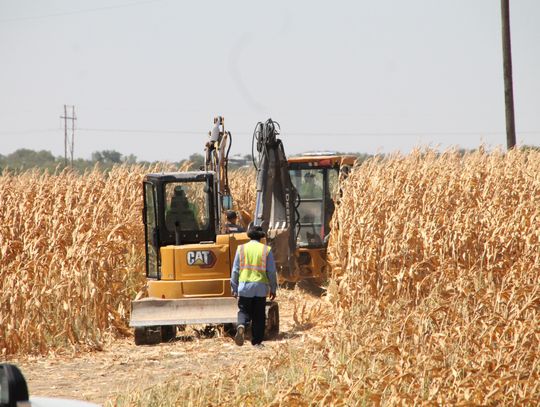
[501,0,516,149]
[70,105,76,167]
[60,105,77,167]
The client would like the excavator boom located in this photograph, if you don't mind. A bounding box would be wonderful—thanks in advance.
[252,119,299,281]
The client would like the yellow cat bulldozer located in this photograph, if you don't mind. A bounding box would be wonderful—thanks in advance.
[129,117,354,344]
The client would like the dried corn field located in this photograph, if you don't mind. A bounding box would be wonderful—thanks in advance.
[324,148,540,404]
[3,149,540,405]
[0,165,255,357]
[117,148,540,406]
[229,167,256,215]
[0,166,147,356]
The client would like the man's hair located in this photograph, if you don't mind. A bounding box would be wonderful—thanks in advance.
[226,210,237,221]
[247,225,265,241]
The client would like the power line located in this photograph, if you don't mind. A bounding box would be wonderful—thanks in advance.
[0,0,162,24]
[76,128,540,137]
[0,129,58,134]
[0,127,538,137]
[78,128,201,135]
[275,131,540,137]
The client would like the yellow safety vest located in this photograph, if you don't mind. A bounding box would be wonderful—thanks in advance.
[238,241,271,284]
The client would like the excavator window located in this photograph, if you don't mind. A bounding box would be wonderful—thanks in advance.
[289,166,339,248]
[298,170,324,199]
[290,169,324,247]
[164,181,210,233]
[143,182,159,278]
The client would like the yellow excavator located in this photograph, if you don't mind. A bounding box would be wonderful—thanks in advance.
[129,117,354,344]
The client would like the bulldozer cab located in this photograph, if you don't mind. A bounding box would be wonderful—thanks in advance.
[288,154,355,249]
[143,171,218,279]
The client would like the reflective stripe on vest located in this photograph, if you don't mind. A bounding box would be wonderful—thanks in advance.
[238,241,270,284]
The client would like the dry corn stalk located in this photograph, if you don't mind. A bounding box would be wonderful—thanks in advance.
[0,164,255,356]
[325,148,540,404]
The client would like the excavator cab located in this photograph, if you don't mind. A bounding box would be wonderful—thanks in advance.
[288,153,356,282]
[143,172,218,279]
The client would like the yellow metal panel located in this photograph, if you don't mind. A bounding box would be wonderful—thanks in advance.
[151,236,253,300]
[160,246,175,280]
[297,248,327,279]
[147,279,233,299]
[148,280,184,298]
[311,248,327,278]
[224,233,250,262]
[173,243,230,281]
[181,279,228,297]
[216,233,233,246]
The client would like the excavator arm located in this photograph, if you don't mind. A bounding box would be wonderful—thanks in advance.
[252,119,299,282]
[205,116,234,229]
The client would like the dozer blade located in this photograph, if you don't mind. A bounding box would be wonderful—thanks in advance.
[129,297,238,327]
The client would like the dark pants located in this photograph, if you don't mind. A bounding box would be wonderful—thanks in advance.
[238,296,266,345]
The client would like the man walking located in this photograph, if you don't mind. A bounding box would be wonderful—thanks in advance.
[230,225,277,347]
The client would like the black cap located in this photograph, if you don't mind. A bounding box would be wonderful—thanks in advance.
[247,225,266,240]
[226,210,237,221]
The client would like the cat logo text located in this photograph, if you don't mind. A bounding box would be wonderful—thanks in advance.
[186,250,217,268]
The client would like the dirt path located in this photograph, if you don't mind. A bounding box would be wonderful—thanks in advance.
[13,287,324,405]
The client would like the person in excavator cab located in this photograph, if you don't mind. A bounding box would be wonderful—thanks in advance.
[165,185,200,231]
[299,171,322,199]
[230,225,277,348]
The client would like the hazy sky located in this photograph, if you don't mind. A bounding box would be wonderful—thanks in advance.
[0,0,538,161]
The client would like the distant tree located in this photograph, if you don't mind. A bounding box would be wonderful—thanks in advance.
[91,150,122,164]
[123,154,137,164]
[3,149,57,171]
[71,158,94,173]
[91,151,102,162]
[102,150,122,163]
